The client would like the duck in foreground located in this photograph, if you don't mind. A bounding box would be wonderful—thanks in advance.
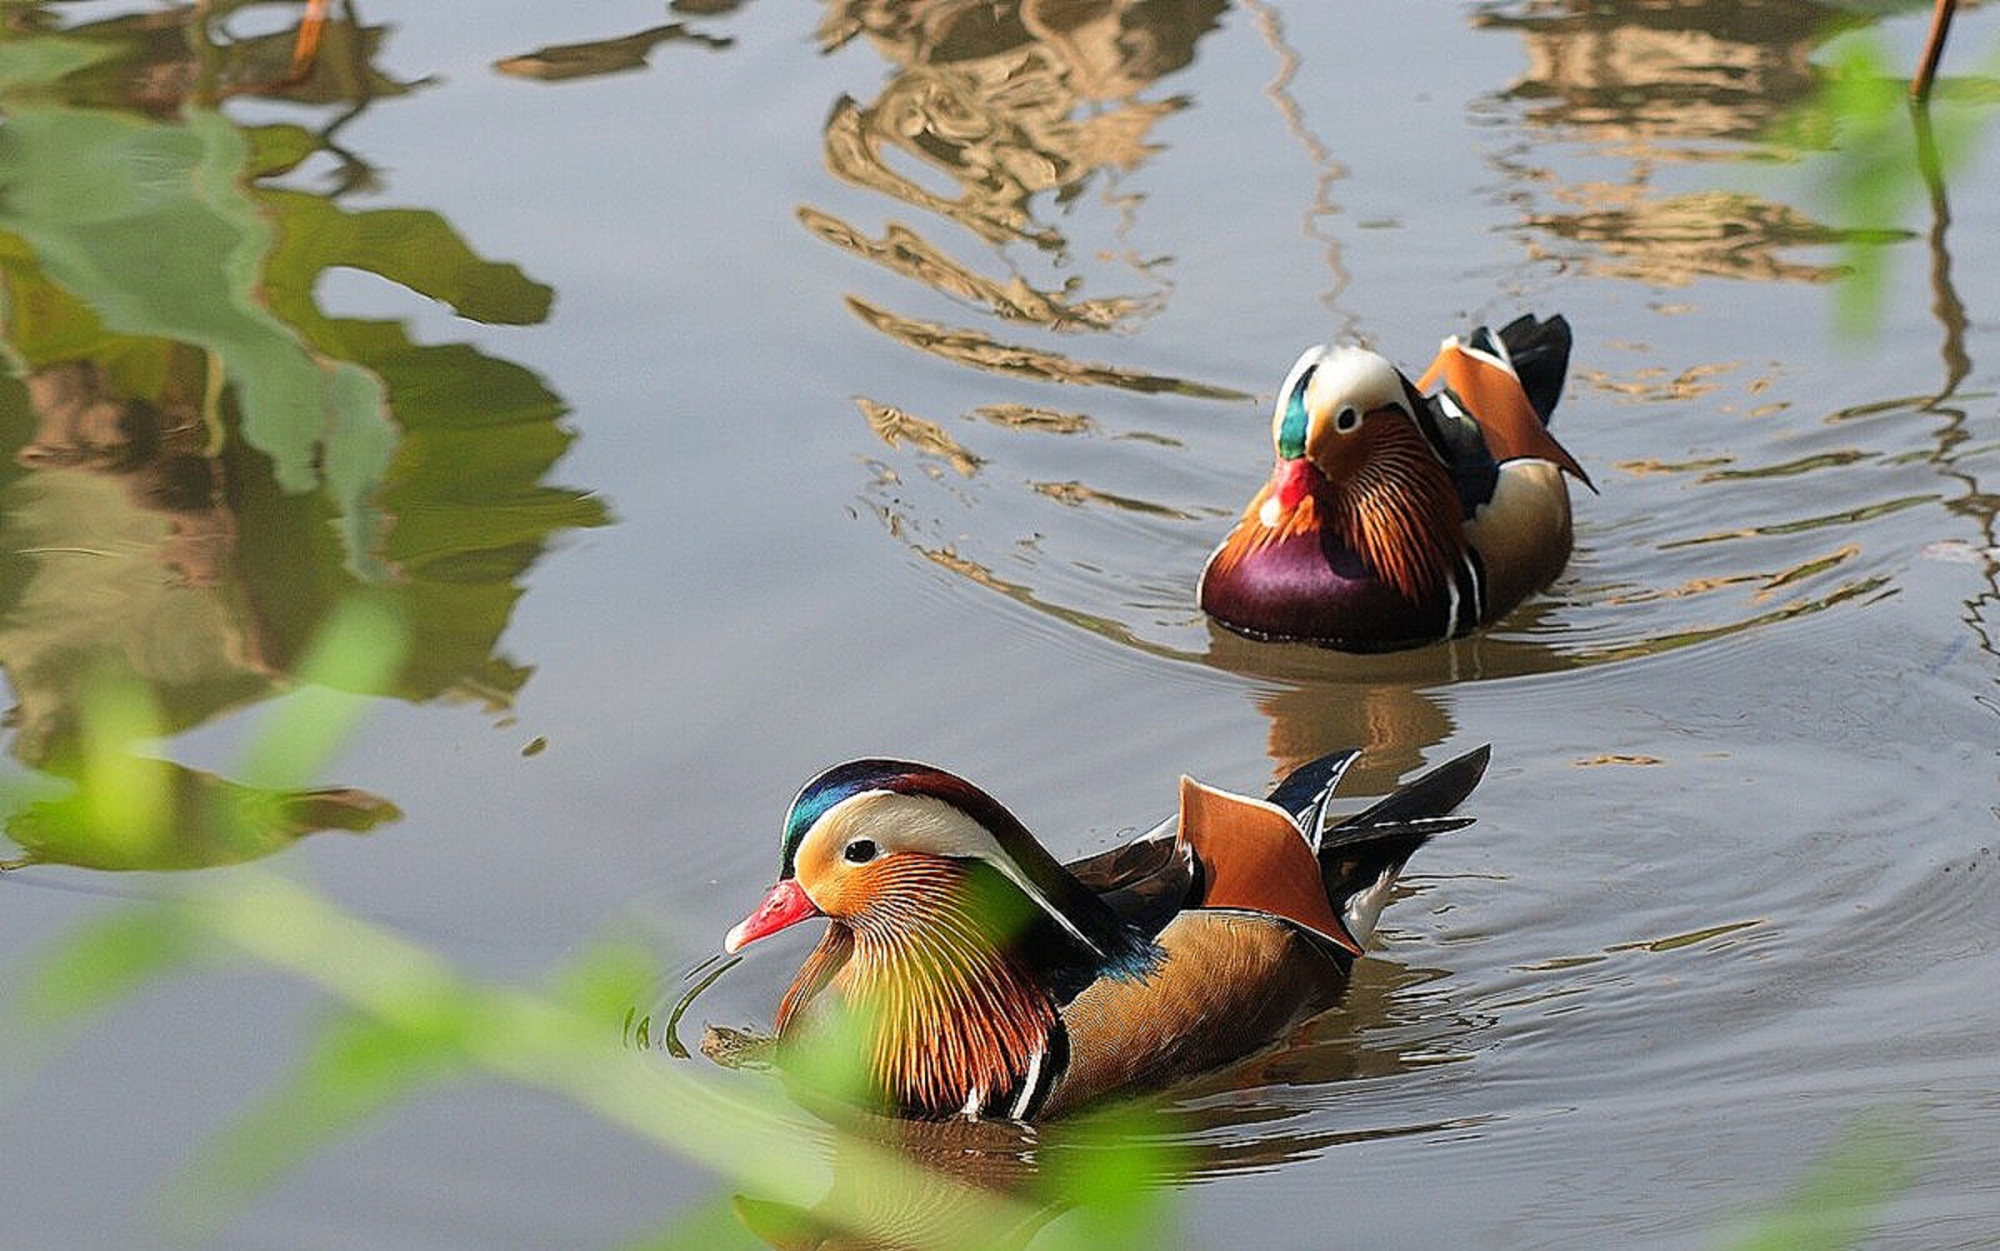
[1200,314,1593,650]
[724,745,1489,1121]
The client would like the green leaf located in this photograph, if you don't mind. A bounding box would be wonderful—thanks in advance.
[618,1196,777,1251]
[167,1007,471,1237]
[548,942,663,1021]
[1770,30,2000,339]
[1717,1113,1925,1251]
[0,35,119,94]
[235,595,410,789]
[15,903,204,1025]
[1032,1105,1187,1251]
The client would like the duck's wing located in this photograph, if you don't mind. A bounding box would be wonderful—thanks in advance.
[1264,748,1360,830]
[1176,775,1360,954]
[1418,318,1592,492]
[1492,314,1571,424]
[1065,745,1486,963]
[1047,909,1352,1118]
[1045,749,1493,1117]
[1063,833,1194,942]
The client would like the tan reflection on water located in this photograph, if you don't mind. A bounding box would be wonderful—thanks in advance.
[809,0,1242,402]
[847,298,1244,398]
[1477,0,1869,287]
[816,1,1263,690]
[818,0,1224,252]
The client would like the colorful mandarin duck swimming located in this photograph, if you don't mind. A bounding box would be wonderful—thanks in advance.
[724,745,1489,1121]
[1199,314,1593,650]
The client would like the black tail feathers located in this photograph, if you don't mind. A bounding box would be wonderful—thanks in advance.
[1495,314,1571,426]
[1308,746,1489,946]
[1316,744,1489,868]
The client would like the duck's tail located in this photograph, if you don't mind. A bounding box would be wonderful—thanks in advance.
[1313,745,1490,947]
[1490,314,1572,426]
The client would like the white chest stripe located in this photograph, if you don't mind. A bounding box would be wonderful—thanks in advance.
[1010,1049,1050,1121]
[1460,550,1485,626]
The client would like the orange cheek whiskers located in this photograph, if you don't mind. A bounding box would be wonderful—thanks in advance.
[1209,488,1322,576]
[793,855,1061,1117]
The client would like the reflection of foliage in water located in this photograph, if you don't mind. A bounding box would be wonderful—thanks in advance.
[1448,1,2000,679]
[1473,0,1892,287]
[494,22,734,80]
[1773,28,2000,665]
[0,5,606,871]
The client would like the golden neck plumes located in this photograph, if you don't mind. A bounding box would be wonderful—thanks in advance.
[782,857,1058,1117]
[1324,419,1464,605]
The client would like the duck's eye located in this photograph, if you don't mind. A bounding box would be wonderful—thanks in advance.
[843,839,879,864]
[1332,407,1361,434]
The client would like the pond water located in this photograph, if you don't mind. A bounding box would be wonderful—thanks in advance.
[3,1,1999,1248]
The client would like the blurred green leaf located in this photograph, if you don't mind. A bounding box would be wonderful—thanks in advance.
[1031,1106,1186,1251]
[4,768,398,872]
[159,873,1067,1250]
[15,902,205,1025]
[170,1007,471,1234]
[1717,1114,1924,1251]
[236,595,409,789]
[550,942,664,1021]
[1772,31,2000,337]
[621,1196,775,1251]
[74,666,171,852]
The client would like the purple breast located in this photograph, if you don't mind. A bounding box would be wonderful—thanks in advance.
[1200,527,1448,650]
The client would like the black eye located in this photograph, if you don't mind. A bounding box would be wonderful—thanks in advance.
[843,839,878,864]
[1333,407,1360,433]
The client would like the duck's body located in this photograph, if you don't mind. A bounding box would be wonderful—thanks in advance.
[725,746,1488,1121]
[1199,314,1591,651]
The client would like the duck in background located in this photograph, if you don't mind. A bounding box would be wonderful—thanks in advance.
[723,745,1488,1121]
[1200,315,1593,650]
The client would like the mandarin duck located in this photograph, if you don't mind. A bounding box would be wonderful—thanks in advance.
[723,745,1489,1121]
[1199,314,1592,650]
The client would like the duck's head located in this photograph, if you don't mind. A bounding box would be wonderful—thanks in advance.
[1199,344,1465,642]
[726,760,1156,988]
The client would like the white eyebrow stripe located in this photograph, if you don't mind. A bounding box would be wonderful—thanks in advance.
[1308,344,1411,418]
[804,791,1105,959]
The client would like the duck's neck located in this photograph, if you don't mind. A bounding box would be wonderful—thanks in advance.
[784,862,1062,1119]
[1327,424,1465,605]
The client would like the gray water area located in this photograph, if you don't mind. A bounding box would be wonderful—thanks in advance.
[3,1,1999,1248]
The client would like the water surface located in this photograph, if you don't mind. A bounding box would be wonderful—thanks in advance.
[2,2,1999,1248]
